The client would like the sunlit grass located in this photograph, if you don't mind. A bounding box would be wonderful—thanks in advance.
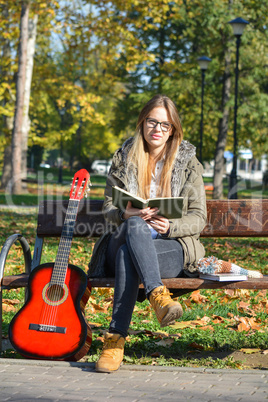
[0,187,267,369]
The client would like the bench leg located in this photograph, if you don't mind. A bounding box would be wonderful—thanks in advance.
[31,235,44,270]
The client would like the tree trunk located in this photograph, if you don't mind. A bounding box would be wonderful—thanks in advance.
[11,1,30,194]
[0,5,13,190]
[212,48,231,199]
[21,13,38,189]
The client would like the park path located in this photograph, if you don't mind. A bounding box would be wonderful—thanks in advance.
[0,358,267,401]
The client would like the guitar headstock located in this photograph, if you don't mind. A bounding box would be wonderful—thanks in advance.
[70,169,91,200]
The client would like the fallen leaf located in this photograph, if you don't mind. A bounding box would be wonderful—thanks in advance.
[238,301,250,310]
[260,301,268,314]
[154,330,169,337]
[170,333,182,338]
[190,290,208,304]
[237,317,251,332]
[170,321,195,329]
[97,288,114,297]
[183,299,192,307]
[85,304,96,314]
[2,298,21,305]
[224,289,235,297]
[128,329,144,335]
[205,346,215,351]
[143,330,169,339]
[156,338,174,347]
[2,304,17,312]
[199,325,215,331]
[248,317,262,330]
[240,348,261,354]
[87,321,103,328]
[151,351,161,357]
[90,302,111,314]
[188,342,204,350]
[212,315,225,324]
[195,316,211,325]
[237,289,251,297]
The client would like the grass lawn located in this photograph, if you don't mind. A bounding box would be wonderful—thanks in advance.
[0,169,267,368]
[0,205,267,369]
[0,171,106,206]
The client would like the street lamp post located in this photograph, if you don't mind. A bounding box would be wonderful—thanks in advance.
[228,17,249,199]
[197,56,211,165]
[58,132,63,184]
[58,109,64,184]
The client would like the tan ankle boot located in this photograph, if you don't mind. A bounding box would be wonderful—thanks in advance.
[95,332,125,373]
[149,286,183,327]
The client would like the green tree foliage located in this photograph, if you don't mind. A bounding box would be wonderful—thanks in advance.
[1,0,267,180]
[95,0,268,161]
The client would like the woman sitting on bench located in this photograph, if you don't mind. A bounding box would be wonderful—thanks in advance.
[88,94,207,373]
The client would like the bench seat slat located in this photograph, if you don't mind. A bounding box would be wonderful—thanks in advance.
[2,274,268,291]
[37,199,268,238]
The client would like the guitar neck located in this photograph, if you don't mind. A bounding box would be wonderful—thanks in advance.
[51,199,80,285]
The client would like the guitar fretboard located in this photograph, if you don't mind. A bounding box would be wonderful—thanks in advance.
[50,199,80,285]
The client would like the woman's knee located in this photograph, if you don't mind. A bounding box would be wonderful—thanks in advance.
[126,216,149,233]
[127,216,144,225]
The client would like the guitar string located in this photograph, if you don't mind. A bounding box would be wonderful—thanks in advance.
[40,199,80,327]
[41,203,78,326]
[39,176,88,326]
[46,204,77,326]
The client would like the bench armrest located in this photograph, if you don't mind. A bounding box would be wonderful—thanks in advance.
[0,234,32,285]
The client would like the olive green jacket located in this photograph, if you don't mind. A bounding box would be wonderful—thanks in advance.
[88,138,207,278]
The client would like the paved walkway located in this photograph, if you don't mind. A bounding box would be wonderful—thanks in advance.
[0,358,267,401]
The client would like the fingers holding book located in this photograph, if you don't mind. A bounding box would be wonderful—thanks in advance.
[123,201,159,221]
[147,216,170,235]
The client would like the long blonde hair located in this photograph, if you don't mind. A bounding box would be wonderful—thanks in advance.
[127,94,183,199]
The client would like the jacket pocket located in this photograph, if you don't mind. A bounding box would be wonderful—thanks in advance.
[178,236,205,265]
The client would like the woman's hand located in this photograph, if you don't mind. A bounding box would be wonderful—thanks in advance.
[122,201,159,221]
[147,215,170,235]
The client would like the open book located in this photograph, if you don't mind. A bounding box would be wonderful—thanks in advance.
[199,273,248,282]
[112,186,183,219]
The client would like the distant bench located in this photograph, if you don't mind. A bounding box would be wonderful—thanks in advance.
[0,199,268,350]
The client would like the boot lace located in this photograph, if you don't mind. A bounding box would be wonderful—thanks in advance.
[102,337,124,358]
[153,288,173,307]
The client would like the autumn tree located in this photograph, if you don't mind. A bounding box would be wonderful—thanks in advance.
[90,0,267,198]
[11,1,30,194]
[0,1,20,189]
[1,0,267,195]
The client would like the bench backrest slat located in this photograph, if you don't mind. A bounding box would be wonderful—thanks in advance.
[37,199,268,238]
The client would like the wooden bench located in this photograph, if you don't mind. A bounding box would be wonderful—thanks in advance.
[1,199,268,351]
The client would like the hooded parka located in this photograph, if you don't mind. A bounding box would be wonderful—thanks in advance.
[88,138,207,278]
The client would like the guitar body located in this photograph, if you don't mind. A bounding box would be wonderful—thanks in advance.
[9,263,92,361]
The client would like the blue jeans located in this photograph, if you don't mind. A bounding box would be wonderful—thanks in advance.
[106,216,184,338]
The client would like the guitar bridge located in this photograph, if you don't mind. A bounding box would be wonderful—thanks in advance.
[29,323,66,334]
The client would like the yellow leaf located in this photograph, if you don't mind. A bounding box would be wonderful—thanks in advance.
[170,321,195,329]
[240,348,262,354]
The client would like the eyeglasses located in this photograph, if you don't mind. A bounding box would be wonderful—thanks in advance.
[145,118,173,133]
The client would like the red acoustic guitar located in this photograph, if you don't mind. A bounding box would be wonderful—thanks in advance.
[9,169,92,361]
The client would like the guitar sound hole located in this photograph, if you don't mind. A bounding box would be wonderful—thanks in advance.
[47,284,64,302]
